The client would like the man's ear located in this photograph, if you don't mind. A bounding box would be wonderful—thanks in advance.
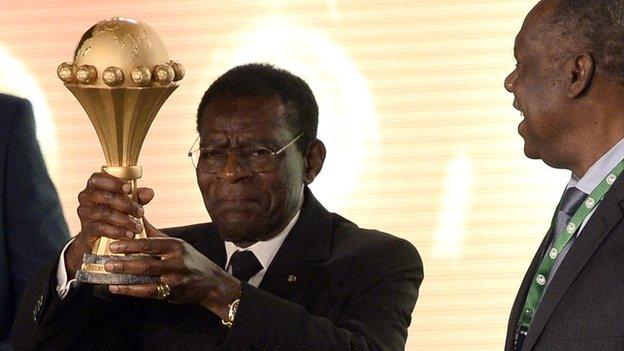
[566,53,595,99]
[303,139,326,185]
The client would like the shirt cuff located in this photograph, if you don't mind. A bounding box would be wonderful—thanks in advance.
[56,237,79,299]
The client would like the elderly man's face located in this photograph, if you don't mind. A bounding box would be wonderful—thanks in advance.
[196,94,306,245]
[504,0,580,168]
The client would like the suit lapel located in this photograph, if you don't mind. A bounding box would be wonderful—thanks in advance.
[506,191,566,351]
[522,178,624,350]
[258,187,332,304]
[505,229,553,350]
[203,235,227,270]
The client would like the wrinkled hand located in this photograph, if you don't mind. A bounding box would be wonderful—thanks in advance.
[104,222,242,320]
[65,172,154,279]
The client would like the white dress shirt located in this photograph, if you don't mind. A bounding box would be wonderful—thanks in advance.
[567,137,624,233]
[56,186,304,297]
[56,239,78,298]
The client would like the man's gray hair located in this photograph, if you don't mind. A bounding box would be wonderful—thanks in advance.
[551,0,624,80]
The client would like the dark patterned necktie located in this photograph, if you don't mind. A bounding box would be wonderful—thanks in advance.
[552,187,588,241]
[544,186,587,288]
[230,250,263,282]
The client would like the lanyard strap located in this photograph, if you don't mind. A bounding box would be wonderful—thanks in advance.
[518,159,624,331]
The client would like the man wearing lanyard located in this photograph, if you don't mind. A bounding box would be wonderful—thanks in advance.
[504,1,624,350]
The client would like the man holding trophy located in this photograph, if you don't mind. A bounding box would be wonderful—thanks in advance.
[12,18,422,350]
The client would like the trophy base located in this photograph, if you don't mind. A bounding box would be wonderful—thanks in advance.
[76,253,159,285]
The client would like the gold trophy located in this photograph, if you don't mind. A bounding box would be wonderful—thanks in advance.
[57,17,184,284]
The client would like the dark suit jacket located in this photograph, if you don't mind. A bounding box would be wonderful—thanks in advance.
[0,94,69,345]
[505,174,624,350]
[12,189,423,350]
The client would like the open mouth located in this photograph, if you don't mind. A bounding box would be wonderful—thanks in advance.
[513,102,525,118]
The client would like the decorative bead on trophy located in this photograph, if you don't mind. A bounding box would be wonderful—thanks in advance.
[57,17,183,284]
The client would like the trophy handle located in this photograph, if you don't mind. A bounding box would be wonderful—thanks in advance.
[91,165,146,256]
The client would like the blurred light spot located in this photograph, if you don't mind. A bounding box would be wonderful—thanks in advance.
[209,17,378,211]
[0,44,58,174]
[325,0,341,21]
[433,147,474,259]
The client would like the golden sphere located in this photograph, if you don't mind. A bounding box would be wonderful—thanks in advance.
[102,66,125,86]
[131,66,152,86]
[169,60,185,82]
[72,17,172,88]
[76,65,98,84]
[153,64,174,84]
[57,62,77,83]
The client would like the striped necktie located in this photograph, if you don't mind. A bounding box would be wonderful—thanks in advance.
[543,186,587,289]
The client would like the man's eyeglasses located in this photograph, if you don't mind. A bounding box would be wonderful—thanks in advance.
[187,133,303,173]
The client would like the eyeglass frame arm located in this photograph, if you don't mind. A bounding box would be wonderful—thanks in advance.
[186,132,304,165]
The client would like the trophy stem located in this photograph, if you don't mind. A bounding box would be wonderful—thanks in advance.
[76,165,157,285]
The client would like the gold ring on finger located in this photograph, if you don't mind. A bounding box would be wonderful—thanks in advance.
[156,283,171,299]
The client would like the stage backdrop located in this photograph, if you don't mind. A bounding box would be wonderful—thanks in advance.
[0,1,568,349]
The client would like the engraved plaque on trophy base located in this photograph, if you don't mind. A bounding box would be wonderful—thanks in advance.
[76,253,159,285]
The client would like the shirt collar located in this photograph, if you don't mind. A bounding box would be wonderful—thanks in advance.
[224,186,304,271]
[568,137,624,193]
